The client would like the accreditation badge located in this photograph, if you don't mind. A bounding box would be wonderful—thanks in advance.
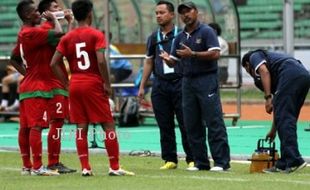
[163,60,174,74]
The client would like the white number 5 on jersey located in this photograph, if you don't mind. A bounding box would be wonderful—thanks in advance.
[76,42,90,70]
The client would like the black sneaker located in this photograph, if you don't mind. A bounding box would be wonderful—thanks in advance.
[48,163,77,174]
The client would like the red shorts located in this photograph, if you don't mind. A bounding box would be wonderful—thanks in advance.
[48,95,69,120]
[69,80,113,124]
[20,98,49,128]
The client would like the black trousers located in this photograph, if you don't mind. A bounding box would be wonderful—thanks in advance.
[151,78,193,163]
[274,73,310,169]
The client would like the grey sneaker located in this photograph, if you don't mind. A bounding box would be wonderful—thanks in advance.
[287,162,307,173]
[108,168,135,176]
[47,162,77,174]
[263,166,286,174]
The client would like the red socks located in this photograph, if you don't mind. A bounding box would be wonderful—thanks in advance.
[48,120,64,166]
[76,128,91,170]
[29,128,42,170]
[18,128,32,169]
[104,129,120,170]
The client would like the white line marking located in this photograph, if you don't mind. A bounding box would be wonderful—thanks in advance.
[1,166,310,185]
[139,174,310,185]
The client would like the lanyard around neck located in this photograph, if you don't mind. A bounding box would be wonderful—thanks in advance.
[157,26,178,52]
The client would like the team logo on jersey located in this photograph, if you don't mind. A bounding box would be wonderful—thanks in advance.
[195,38,202,44]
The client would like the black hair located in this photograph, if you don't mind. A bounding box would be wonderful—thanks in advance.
[16,0,34,22]
[38,0,57,14]
[241,51,252,67]
[157,0,174,12]
[241,49,268,67]
[72,0,93,21]
[209,22,222,36]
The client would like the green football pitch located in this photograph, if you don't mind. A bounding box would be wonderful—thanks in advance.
[1,119,310,158]
[0,152,310,190]
[0,119,310,190]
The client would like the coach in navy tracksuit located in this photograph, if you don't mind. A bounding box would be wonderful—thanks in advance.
[161,2,230,171]
[138,1,193,169]
[242,49,310,173]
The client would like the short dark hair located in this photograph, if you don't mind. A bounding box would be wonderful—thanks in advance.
[157,0,174,12]
[38,0,57,14]
[241,49,268,67]
[241,51,252,67]
[16,0,34,22]
[72,0,93,21]
[209,22,222,36]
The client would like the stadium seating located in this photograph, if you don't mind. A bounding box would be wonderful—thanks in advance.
[238,0,310,40]
[0,1,19,57]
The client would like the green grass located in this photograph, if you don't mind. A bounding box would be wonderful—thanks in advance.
[0,151,310,190]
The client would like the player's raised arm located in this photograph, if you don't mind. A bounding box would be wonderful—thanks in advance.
[42,10,63,36]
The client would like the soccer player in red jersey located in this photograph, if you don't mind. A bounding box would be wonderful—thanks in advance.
[50,0,134,177]
[10,0,62,176]
[37,0,76,174]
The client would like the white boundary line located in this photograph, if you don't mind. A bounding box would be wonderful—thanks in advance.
[1,167,310,185]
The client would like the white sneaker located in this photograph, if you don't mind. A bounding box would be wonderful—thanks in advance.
[21,167,31,175]
[108,168,135,176]
[82,168,93,176]
[31,166,60,176]
[186,166,199,171]
[210,166,224,172]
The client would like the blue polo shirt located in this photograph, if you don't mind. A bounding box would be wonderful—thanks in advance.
[249,50,306,93]
[145,26,182,80]
[170,22,220,77]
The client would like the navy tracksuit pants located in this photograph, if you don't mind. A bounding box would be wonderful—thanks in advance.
[273,62,310,169]
[151,78,193,163]
[182,73,230,169]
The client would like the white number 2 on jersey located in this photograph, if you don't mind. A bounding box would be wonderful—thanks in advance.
[76,42,90,70]
[56,102,63,114]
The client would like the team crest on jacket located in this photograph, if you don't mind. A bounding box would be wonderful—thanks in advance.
[196,38,202,44]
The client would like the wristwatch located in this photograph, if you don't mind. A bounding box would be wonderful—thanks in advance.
[264,94,272,100]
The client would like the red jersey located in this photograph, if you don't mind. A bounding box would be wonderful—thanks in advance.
[41,21,68,94]
[56,26,106,83]
[12,25,58,100]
